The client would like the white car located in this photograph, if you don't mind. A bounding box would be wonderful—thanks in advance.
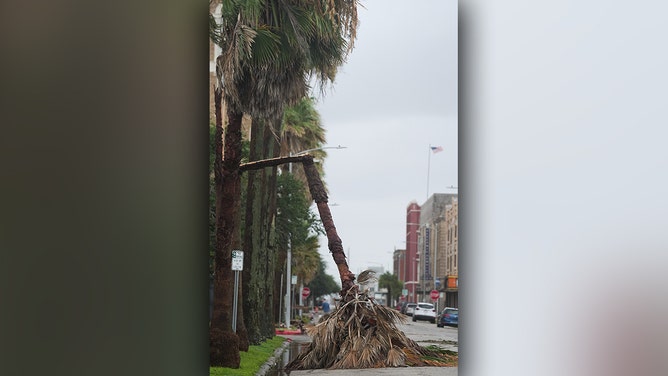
[412,303,436,323]
[405,303,417,316]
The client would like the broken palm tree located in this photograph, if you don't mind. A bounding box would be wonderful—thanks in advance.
[240,154,457,370]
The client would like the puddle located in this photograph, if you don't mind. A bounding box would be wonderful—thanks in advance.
[266,340,310,376]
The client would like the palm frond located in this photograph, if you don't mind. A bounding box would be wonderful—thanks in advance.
[387,346,406,367]
[286,291,456,371]
[249,27,281,66]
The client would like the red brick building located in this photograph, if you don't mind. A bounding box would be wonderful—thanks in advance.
[403,201,421,302]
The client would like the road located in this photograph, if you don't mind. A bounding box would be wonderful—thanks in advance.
[395,318,458,352]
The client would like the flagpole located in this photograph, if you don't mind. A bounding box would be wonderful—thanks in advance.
[426,144,431,200]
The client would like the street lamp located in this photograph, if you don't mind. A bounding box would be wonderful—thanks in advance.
[294,145,347,156]
[284,144,347,327]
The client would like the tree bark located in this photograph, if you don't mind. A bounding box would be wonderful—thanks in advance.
[241,155,357,301]
[301,157,357,301]
[240,155,310,171]
[242,117,270,345]
[262,116,281,339]
[209,86,243,366]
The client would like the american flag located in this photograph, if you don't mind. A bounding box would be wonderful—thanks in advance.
[431,146,444,154]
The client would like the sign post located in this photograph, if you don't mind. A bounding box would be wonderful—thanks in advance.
[231,250,244,332]
[430,289,439,315]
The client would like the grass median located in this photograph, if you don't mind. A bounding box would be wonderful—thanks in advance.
[210,336,287,376]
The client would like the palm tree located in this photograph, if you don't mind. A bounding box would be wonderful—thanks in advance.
[241,152,460,370]
[280,97,327,157]
[280,96,329,195]
[378,272,404,307]
[292,235,322,285]
[210,1,359,367]
[286,157,459,370]
[241,116,281,345]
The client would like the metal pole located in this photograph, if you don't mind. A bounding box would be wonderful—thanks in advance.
[285,157,293,328]
[232,270,239,332]
[278,271,283,324]
[285,236,292,327]
[299,281,303,319]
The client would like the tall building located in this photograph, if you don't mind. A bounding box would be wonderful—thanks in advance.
[403,201,421,302]
[417,193,457,308]
[393,248,407,282]
[444,198,458,307]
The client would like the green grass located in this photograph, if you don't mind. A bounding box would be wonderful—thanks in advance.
[210,336,287,376]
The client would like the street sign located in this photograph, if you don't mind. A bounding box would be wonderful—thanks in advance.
[231,250,244,271]
[301,287,310,298]
[231,250,244,332]
[430,289,439,301]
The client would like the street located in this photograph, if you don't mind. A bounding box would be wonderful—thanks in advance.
[395,319,458,353]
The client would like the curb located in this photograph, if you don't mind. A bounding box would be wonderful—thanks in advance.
[275,330,304,335]
[256,338,292,376]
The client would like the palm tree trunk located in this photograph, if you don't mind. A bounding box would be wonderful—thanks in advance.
[301,158,357,300]
[262,116,281,339]
[242,116,277,345]
[209,87,242,366]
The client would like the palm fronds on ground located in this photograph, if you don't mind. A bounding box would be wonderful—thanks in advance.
[285,295,456,371]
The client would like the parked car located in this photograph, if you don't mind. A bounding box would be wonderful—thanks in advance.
[405,303,417,316]
[412,303,436,323]
[437,307,459,327]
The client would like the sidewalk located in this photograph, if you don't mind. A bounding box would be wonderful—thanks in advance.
[290,366,457,375]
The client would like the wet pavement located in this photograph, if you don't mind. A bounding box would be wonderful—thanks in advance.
[264,334,311,376]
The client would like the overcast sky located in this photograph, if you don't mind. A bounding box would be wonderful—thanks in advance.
[311,0,458,280]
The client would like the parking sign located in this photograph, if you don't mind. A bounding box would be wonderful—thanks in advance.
[231,250,244,271]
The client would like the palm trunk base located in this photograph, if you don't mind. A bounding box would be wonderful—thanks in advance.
[209,328,241,367]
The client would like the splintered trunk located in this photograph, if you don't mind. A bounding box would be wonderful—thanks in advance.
[301,158,358,300]
[209,87,243,366]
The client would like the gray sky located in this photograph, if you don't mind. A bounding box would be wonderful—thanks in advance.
[311,0,458,280]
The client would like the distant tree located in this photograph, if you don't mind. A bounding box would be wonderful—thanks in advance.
[292,235,321,284]
[309,259,340,303]
[280,97,328,196]
[378,272,404,307]
[271,172,323,323]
